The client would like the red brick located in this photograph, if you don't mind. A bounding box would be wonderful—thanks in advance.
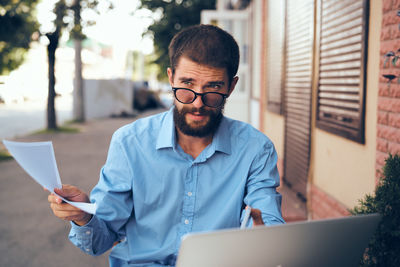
[389,83,400,97]
[377,124,400,141]
[383,0,394,12]
[378,111,389,124]
[380,69,400,83]
[382,10,399,26]
[393,25,400,38]
[379,82,390,96]
[380,40,400,54]
[388,141,400,154]
[378,97,400,112]
[381,26,392,41]
[388,112,400,127]
[377,137,389,152]
[395,0,400,8]
[376,150,389,167]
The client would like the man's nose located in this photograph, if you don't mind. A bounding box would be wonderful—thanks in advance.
[192,94,205,108]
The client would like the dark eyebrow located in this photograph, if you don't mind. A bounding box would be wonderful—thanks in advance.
[206,81,225,87]
[178,77,195,83]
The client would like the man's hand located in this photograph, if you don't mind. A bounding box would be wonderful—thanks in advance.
[48,184,92,226]
[250,208,264,226]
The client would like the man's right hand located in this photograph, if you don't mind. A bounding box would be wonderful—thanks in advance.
[48,184,92,226]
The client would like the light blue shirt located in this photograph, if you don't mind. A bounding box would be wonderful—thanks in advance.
[69,108,284,266]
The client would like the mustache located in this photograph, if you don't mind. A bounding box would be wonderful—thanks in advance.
[180,106,213,116]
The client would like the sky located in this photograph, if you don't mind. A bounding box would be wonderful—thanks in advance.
[36,0,156,54]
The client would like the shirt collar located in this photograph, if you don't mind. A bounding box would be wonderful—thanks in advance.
[212,116,231,155]
[155,107,231,155]
[156,108,176,150]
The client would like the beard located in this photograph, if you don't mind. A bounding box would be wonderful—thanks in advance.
[173,104,224,137]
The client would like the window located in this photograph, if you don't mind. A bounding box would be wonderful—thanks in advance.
[316,0,369,143]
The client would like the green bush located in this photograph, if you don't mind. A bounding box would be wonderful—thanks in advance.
[351,154,400,266]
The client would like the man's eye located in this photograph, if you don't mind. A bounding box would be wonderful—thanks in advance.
[183,81,192,86]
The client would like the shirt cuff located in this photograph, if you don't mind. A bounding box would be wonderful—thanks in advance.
[69,215,99,255]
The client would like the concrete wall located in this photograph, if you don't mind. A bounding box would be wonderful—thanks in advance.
[82,79,134,120]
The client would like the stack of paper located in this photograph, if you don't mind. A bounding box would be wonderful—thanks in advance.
[3,140,96,214]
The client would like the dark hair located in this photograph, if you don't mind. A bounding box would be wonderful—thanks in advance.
[168,24,240,82]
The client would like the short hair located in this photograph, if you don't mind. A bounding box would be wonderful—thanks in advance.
[168,24,240,82]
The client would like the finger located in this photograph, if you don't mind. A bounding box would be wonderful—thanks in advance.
[52,209,85,221]
[50,202,81,213]
[54,184,80,198]
[250,208,264,226]
[48,193,63,204]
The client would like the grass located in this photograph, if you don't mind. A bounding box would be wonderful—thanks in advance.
[0,123,80,162]
[33,125,80,135]
[63,119,84,125]
[0,149,13,162]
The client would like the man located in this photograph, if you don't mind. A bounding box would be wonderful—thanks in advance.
[48,24,285,266]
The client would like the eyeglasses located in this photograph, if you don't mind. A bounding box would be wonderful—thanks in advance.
[172,87,228,108]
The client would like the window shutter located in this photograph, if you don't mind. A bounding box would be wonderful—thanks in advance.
[283,0,314,200]
[317,0,369,143]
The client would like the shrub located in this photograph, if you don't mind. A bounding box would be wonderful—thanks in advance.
[351,154,400,266]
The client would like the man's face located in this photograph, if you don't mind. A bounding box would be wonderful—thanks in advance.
[168,57,237,137]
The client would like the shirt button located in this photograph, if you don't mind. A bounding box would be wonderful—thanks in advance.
[184,219,189,225]
[85,231,91,235]
[187,192,192,197]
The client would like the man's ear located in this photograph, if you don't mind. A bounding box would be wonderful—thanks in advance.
[228,76,239,96]
[167,67,174,85]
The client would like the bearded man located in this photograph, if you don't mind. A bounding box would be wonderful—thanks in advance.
[48,24,285,267]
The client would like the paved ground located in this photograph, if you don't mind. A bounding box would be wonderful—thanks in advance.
[0,108,304,267]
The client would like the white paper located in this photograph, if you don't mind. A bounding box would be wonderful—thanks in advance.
[3,140,97,214]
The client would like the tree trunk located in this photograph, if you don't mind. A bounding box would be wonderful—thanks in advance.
[73,39,85,122]
[46,32,59,130]
[72,0,85,122]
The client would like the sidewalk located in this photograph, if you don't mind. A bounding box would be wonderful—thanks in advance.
[0,108,305,267]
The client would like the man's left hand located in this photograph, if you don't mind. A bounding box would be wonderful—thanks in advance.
[250,208,264,226]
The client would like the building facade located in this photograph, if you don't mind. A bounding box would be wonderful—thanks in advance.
[204,0,399,220]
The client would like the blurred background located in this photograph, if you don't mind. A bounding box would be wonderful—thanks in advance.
[1,0,399,266]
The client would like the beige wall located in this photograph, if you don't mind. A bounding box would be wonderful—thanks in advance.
[311,0,381,207]
[263,111,285,159]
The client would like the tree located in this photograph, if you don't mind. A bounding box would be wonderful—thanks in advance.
[45,0,68,130]
[44,0,112,129]
[0,0,40,75]
[139,0,216,80]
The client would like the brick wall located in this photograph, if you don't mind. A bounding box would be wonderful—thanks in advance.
[310,184,350,220]
[377,0,400,181]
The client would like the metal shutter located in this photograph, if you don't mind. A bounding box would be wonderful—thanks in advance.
[283,0,314,200]
[317,0,369,143]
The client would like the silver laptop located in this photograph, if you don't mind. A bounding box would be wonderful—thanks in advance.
[176,213,381,267]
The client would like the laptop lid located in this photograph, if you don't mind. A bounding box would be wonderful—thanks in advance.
[176,213,381,267]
